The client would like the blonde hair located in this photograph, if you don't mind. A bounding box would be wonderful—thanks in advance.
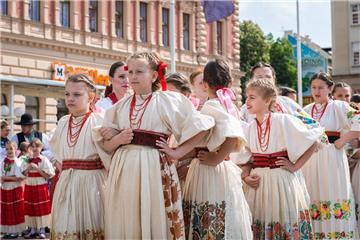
[246,78,278,111]
[30,138,43,148]
[5,141,17,149]
[65,73,97,111]
[189,68,203,85]
[127,52,164,91]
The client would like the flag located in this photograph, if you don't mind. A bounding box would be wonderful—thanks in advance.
[201,0,234,24]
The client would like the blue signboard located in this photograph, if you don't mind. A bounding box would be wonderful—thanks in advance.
[287,35,328,96]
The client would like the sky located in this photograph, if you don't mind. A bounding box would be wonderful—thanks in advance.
[238,0,332,48]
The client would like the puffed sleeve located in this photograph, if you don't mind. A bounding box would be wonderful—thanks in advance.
[40,155,55,178]
[200,100,247,152]
[280,114,324,162]
[49,115,69,163]
[157,91,215,145]
[90,113,113,171]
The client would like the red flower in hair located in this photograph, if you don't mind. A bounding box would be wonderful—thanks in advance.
[124,65,128,71]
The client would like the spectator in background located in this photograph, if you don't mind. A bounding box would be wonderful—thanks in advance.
[279,86,297,102]
[332,82,352,103]
[351,94,360,110]
[1,120,10,161]
[11,113,53,161]
[189,68,208,110]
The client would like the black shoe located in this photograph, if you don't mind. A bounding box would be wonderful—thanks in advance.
[45,227,50,233]
[2,234,11,239]
[22,228,31,236]
[24,232,37,239]
[8,233,18,239]
[38,233,46,239]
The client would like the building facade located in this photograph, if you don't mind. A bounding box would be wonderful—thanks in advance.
[331,0,360,93]
[0,0,241,133]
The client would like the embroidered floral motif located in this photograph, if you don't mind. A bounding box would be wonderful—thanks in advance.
[184,200,226,240]
[160,154,184,240]
[314,231,354,239]
[310,199,352,221]
[252,210,313,240]
[51,229,104,240]
[3,161,13,174]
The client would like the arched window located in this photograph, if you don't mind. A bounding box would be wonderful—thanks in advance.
[25,96,39,130]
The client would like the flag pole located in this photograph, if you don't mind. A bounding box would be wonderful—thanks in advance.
[296,0,303,106]
[170,0,176,73]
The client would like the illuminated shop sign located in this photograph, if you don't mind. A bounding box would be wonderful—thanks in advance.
[52,62,109,86]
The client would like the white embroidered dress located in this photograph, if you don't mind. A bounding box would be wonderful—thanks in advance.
[302,100,360,239]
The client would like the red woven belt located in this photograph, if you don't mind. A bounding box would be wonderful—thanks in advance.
[129,129,169,149]
[252,151,288,169]
[62,158,104,170]
[325,131,340,144]
[28,172,42,177]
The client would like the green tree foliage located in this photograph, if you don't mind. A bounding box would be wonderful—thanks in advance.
[239,20,270,83]
[269,38,297,88]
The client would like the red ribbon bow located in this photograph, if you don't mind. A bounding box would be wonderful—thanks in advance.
[30,157,41,165]
[157,61,167,91]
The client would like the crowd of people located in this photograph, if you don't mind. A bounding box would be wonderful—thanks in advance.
[1,51,360,240]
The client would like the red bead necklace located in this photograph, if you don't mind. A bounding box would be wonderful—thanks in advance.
[67,112,91,147]
[311,102,328,122]
[255,113,271,152]
[129,94,152,129]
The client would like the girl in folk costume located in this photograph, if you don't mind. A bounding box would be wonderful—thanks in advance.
[165,72,197,186]
[189,68,208,110]
[302,72,360,239]
[22,138,54,239]
[160,58,253,239]
[1,141,25,239]
[242,79,322,240]
[96,52,214,239]
[95,61,130,111]
[50,74,112,239]
[238,62,323,206]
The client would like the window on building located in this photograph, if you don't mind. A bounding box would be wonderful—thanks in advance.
[183,13,190,50]
[115,1,124,38]
[162,8,169,47]
[353,42,360,66]
[140,2,147,42]
[29,0,40,21]
[1,94,7,106]
[60,0,70,27]
[25,96,39,130]
[351,4,360,25]
[217,21,223,55]
[0,0,7,16]
[89,0,98,32]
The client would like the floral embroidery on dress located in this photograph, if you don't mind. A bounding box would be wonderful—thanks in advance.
[160,154,184,240]
[183,200,226,240]
[252,210,313,240]
[51,229,104,240]
[314,231,354,239]
[310,200,352,221]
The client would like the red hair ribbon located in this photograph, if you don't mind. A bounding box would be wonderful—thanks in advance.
[124,65,128,71]
[157,61,167,91]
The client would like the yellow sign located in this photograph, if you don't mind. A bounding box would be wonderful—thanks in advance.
[52,62,109,86]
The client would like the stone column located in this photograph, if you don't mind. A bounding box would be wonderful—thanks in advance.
[232,0,240,69]
[195,0,207,65]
